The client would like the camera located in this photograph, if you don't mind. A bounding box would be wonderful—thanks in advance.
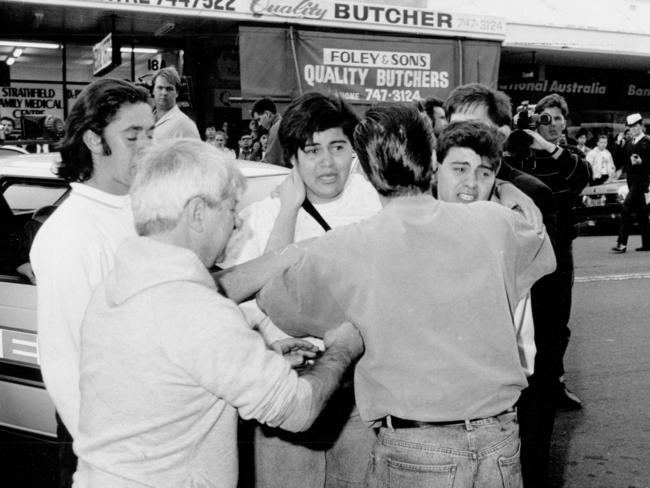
[507,101,552,157]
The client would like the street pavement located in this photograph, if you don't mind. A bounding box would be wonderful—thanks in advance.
[548,235,650,488]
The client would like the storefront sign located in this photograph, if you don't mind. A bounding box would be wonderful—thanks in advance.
[12,0,505,40]
[499,68,650,112]
[0,84,83,128]
[240,26,501,106]
[92,33,121,76]
[296,33,454,103]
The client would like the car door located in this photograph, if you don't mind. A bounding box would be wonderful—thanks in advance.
[0,174,68,437]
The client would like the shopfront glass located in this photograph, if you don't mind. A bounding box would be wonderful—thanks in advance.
[0,40,180,150]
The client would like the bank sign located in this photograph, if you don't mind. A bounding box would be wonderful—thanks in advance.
[499,73,650,112]
[13,0,505,40]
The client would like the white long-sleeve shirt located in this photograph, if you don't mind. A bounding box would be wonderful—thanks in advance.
[30,183,135,439]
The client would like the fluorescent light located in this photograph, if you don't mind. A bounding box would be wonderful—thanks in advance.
[6,57,16,66]
[120,47,159,54]
[0,41,60,49]
[154,22,175,37]
[12,48,23,58]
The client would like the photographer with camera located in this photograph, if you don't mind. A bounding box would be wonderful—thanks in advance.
[505,94,591,416]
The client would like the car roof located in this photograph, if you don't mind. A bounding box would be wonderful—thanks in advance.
[0,152,60,179]
[0,145,29,158]
[0,152,289,180]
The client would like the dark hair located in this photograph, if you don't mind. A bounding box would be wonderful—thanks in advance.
[1,116,15,124]
[279,92,359,163]
[354,103,434,197]
[151,66,181,91]
[418,96,445,122]
[535,93,569,117]
[56,78,151,182]
[445,83,513,128]
[576,128,588,138]
[436,120,503,171]
[251,97,277,116]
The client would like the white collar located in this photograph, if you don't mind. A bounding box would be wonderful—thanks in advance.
[70,182,131,209]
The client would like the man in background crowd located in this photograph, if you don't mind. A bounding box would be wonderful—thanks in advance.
[504,93,591,415]
[612,112,650,253]
[237,130,258,161]
[152,66,200,141]
[0,115,18,141]
[252,97,285,167]
[575,128,591,155]
[418,96,448,137]
[586,134,616,185]
[206,125,236,159]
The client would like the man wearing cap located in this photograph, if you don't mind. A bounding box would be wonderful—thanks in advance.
[612,113,650,253]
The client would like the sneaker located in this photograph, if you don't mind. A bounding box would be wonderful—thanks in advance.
[611,244,626,253]
[556,382,583,410]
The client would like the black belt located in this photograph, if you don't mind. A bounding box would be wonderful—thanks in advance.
[381,408,515,429]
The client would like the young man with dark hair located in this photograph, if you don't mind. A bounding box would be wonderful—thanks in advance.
[417,95,447,137]
[30,78,155,486]
[222,92,381,488]
[446,84,587,487]
[435,119,537,385]
[258,103,556,488]
[575,128,591,155]
[151,66,200,141]
[252,96,285,167]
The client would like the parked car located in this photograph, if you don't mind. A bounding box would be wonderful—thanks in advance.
[0,145,29,159]
[0,152,289,438]
[574,176,650,233]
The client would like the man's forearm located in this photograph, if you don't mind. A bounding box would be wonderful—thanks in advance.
[264,208,299,254]
[213,244,303,304]
[296,343,357,429]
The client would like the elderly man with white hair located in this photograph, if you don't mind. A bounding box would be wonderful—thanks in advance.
[73,139,363,488]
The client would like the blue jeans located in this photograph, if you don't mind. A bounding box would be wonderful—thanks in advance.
[255,386,376,488]
[366,411,522,488]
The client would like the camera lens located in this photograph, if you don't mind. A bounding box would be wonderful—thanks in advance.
[539,113,552,125]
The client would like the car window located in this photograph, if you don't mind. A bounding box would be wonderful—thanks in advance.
[3,182,68,215]
[0,177,68,282]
